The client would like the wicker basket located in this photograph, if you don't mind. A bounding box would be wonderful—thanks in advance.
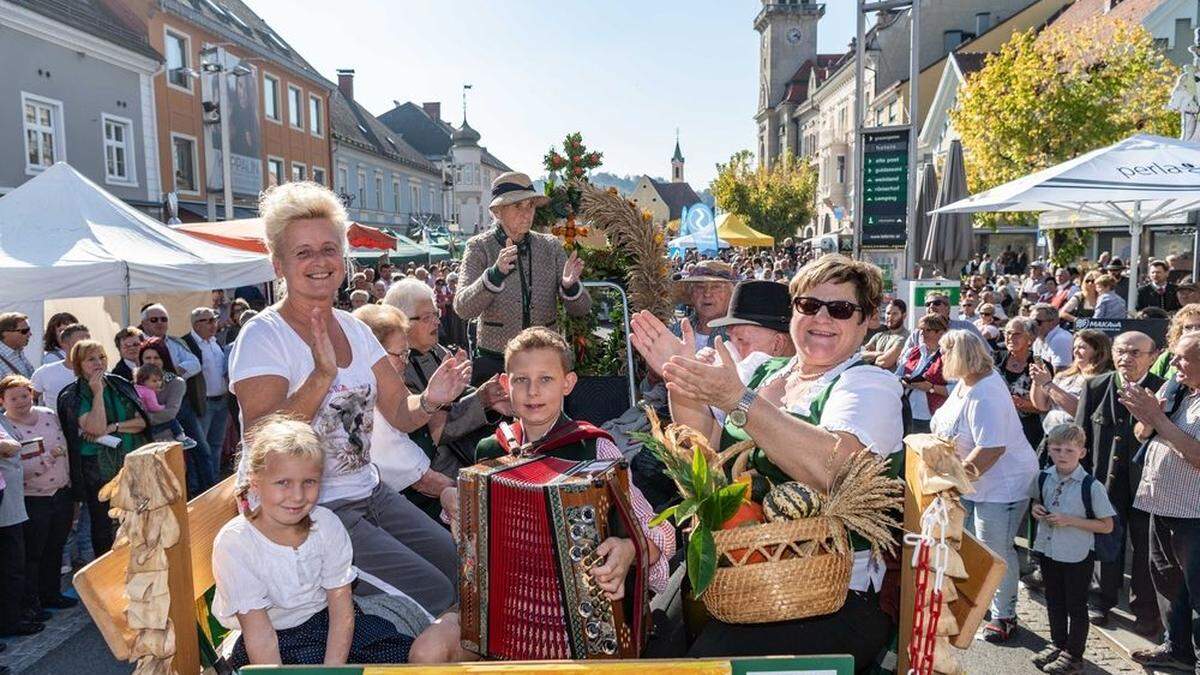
[702,515,853,624]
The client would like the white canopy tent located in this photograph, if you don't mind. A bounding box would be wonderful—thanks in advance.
[934,134,1200,313]
[0,162,274,358]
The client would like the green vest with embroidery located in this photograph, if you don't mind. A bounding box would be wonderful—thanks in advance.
[719,356,903,553]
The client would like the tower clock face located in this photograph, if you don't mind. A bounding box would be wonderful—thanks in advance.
[786,27,803,44]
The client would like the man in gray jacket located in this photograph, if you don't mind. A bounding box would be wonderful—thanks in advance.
[454,171,592,383]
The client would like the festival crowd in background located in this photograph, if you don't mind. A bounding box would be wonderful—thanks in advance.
[0,175,1199,674]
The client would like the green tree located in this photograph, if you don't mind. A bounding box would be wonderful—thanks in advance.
[950,18,1179,264]
[710,150,818,242]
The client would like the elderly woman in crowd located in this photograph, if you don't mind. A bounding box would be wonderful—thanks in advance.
[1030,329,1113,433]
[1,375,77,615]
[631,254,903,666]
[57,340,148,556]
[930,330,1039,644]
[994,317,1047,449]
[1151,303,1200,379]
[453,171,590,384]
[898,313,952,434]
[384,279,510,518]
[975,303,1002,349]
[39,313,79,365]
[228,181,471,620]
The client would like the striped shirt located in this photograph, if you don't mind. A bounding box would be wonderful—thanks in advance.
[0,342,33,378]
[1135,389,1200,518]
[596,437,674,594]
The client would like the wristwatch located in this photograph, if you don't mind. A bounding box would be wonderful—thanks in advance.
[727,388,757,428]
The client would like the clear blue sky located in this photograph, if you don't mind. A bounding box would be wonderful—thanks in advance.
[252,1,856,189]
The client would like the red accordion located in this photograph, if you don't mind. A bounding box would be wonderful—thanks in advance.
[457,455,650,660]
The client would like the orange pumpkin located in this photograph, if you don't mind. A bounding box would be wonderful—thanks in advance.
[722,501,767,565]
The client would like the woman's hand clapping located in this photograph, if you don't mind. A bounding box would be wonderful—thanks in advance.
[661,337,744,412]
[425,349,472,407]
[309,308,338,378]
[630,310,695,377]
[1028,361,1052,387]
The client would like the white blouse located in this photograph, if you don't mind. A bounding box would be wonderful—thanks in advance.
[211,505,357,631]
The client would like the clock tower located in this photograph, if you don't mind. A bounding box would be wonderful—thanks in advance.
[755,0,823,165]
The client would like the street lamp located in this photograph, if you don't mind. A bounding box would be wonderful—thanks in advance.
[199,45,252,221]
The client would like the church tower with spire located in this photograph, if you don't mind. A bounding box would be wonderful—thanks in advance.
[671,134,685,183]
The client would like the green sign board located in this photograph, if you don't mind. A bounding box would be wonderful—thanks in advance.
[861,128,910,248]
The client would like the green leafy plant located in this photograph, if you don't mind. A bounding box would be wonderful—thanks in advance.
[633,430,747,597]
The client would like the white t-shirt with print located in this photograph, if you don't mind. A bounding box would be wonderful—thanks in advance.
[211,505,357,631]
[228,308,386,504]
[930,370,1039,503]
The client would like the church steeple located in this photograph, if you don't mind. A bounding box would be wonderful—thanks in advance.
[671,131,685,183]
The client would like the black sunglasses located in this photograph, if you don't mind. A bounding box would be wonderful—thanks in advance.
[924,299,948,308]
[792,296,863,320]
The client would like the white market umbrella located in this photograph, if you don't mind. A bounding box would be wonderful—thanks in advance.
[0,162,274,304]
[933,134,1200,313]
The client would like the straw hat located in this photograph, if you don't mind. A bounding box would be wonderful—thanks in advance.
[489,171,549,209]
[677,260,737,284]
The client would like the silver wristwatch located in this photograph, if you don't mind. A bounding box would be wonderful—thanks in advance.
[727,388,757,428]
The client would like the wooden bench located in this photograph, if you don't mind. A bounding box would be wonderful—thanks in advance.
[74,442,238,674]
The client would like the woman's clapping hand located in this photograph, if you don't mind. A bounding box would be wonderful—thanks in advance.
[630,310,695,377]
[425,349,472,407]
[661,337,744,412]
[309,308,338,377]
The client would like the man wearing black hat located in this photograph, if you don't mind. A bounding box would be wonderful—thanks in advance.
[706,280,796,370]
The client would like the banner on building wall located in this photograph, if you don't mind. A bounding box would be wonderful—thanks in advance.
[202,48,263,197]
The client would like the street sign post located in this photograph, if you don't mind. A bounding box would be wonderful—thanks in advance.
[861,127,911,248]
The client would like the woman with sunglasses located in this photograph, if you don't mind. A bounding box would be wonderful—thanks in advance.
[630,254,902,667]
[1060,271,1101,323]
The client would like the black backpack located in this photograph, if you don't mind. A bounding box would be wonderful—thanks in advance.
[1037,470,1123,563]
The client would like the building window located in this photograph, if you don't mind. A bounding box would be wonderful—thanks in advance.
[943,30,965,53]
[410,184,420,214]
[312,166,326,186]
[393,178,401,211]
[428,187,436,213]
[357,169,366,206]
[309,95,323,137]
[288,85,303,128]
[836,155,846,184]
[337,165,348,193]
[291,162,306,182]
[263,73,280,121]
[267,157,284,186]
[22,93,63,174]
[102,114,135,185]
[165,28,191,91]
[375,174,383,210]
[171,133,198,193]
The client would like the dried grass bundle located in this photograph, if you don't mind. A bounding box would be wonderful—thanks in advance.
[576,180,674,321]
[823,449,904,557]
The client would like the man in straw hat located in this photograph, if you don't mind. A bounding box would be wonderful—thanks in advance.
[454,171,591,384]
[669,260,737,354]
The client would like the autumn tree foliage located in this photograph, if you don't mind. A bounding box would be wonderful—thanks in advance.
[710,150,818,242]
[950,18,1178,260]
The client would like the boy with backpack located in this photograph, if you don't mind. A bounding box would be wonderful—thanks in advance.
[1029,423,1117,674]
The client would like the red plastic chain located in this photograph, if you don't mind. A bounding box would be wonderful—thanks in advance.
[907,540,932,675]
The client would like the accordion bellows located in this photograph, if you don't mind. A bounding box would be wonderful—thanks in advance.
[457,455,650,660]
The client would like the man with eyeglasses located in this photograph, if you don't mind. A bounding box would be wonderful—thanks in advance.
[0,313,33,379]
[139,303,209,478]
[898,292,987,360]
[182,308,228,483]
[1031,303,1073,369]
[1076,332,1163,634]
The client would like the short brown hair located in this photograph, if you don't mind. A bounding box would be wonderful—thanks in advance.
[114,326,144,349]
[352,304,409,345]
[0,312,28,334]
[134,363,164,385]
[1045,423,1086,448]
[0,374,32,398]
[504,327,573,372]
[58,323,89,344]
[917,313,950,333]
[1095,274,1116,291]
[788,254,884,324]
[68,340,107,377]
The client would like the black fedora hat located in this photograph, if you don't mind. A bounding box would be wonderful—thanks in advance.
[708,280,790,333]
